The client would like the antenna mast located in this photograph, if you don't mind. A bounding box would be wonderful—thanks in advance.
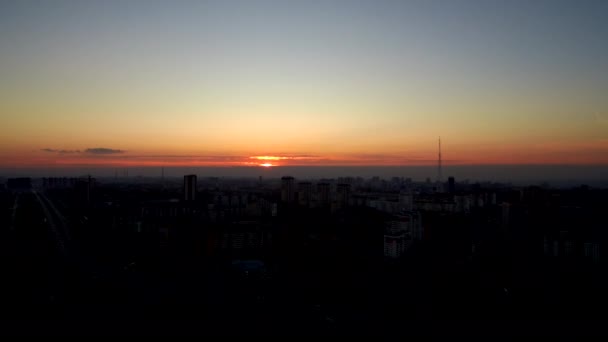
[437,136,442,183]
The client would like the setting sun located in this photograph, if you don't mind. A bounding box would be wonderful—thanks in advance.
[251,156,288,161]
[260,163,273,167]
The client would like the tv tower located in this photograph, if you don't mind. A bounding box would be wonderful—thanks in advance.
[437,136,443,183]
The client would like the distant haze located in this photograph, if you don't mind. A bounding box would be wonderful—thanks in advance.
[2,165,608,187]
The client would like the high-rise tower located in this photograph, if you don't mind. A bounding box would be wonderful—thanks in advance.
[437,136,443,183]
[184,174,197,201]
[281,176,295,203]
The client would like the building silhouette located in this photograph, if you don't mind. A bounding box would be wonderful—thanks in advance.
[317,182,331,206]
[297,181,312,206]
[281,176,295,203]
[184,174,197,201]
[448,176,455,194]
[336,183,351,208]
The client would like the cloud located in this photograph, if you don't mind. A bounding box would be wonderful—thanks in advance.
[85,148,124,154]
[41,148,80,154]
[42,147,124,155]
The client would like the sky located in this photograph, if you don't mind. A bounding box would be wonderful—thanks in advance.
[1,0,608,170]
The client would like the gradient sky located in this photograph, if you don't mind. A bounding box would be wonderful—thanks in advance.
[1,0,607,168]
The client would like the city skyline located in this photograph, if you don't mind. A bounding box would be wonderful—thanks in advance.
[3,1,608,336]
[2,0,608,168]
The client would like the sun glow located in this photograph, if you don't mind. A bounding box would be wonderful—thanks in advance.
[260,163,273,167]
[250,156,289,161]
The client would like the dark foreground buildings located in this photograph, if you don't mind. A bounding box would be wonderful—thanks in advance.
[1,175,607,336]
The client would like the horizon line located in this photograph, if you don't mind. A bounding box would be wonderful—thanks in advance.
[3,163,608,169]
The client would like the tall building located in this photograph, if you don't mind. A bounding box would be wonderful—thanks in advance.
[448,176,455,194]
[297,182,312,206]
[184,174,197,201]
[399,191,414,211]
[384,212,423,258]
[317,182,331,206]
[336,183,351,208]
[384,230,408,259]
[74,175,94,206]
[584,243,600,263]
[281,176,295,203]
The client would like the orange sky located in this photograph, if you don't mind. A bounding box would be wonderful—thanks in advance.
[1,1,608,168]
[2,138,608,169]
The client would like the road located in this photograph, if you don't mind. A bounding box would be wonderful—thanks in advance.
[32,189,70,256]
[0,190,69,319]
[32,190,67,256]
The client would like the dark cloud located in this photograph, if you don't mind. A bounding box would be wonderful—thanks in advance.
[41,148,80,154]
[85,148,124,155]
